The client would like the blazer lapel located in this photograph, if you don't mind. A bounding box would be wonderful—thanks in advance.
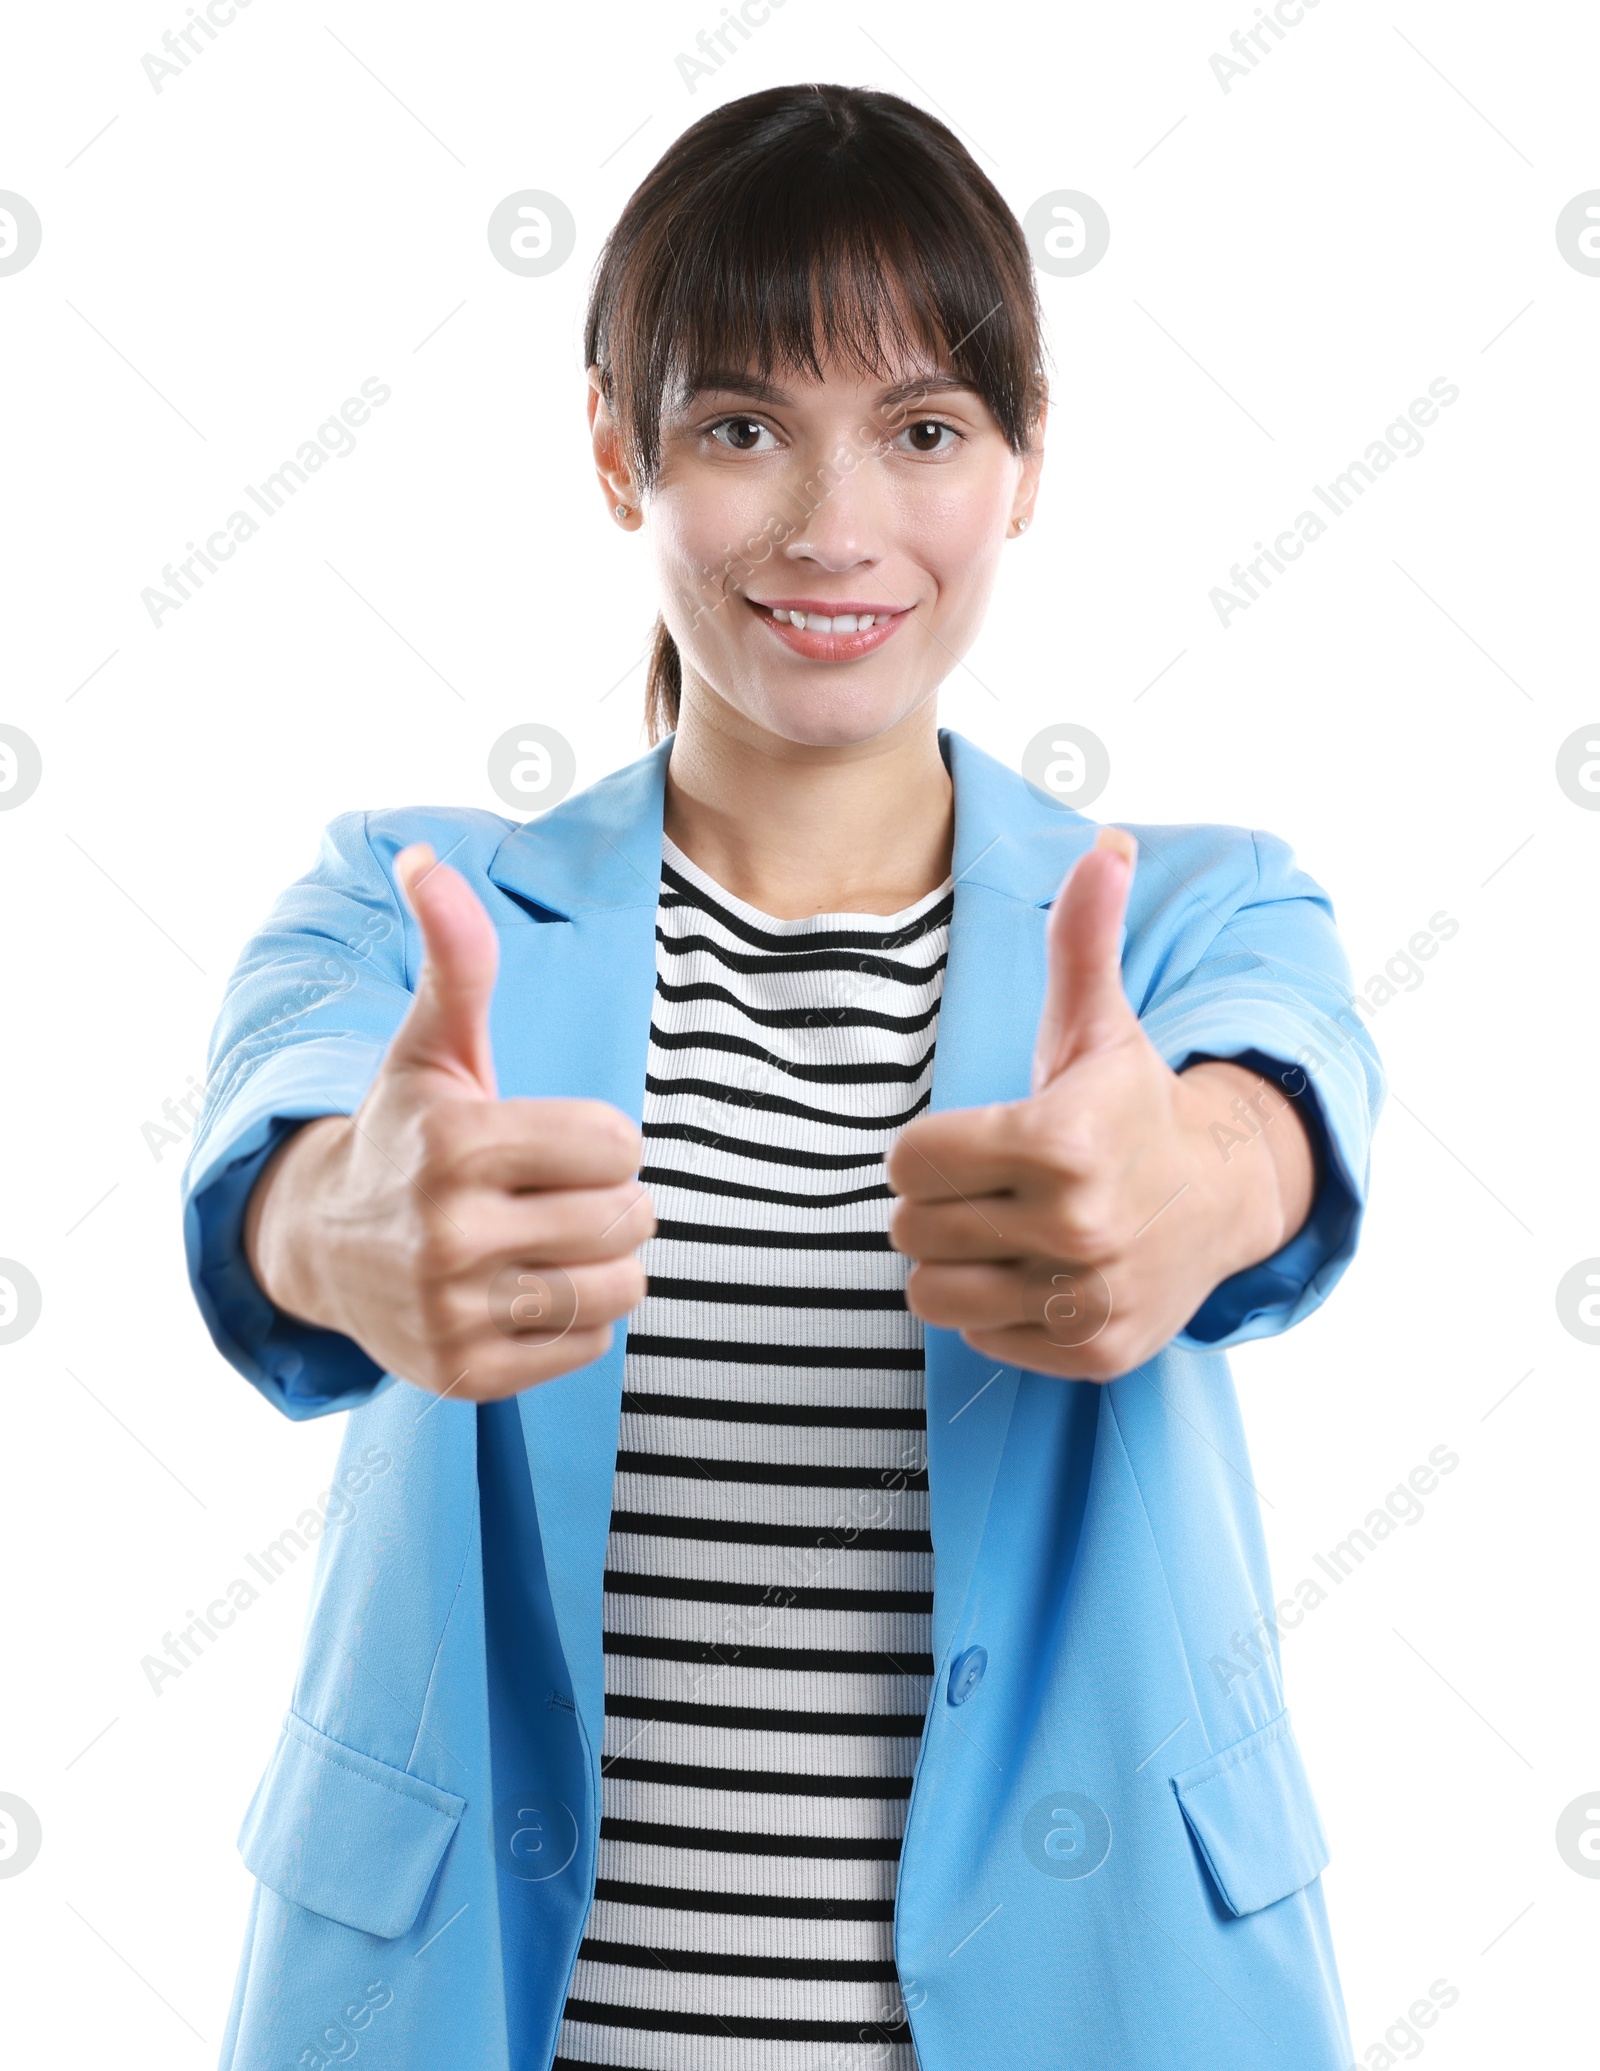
[921,733,1100,1666]
[486,742,670,1747]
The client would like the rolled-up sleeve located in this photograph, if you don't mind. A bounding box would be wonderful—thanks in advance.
[181,812,414,1419]
[1134,826,1385,1352]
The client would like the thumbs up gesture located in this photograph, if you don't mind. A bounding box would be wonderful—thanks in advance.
[243,843,655,1400]
[886,830,1312,1381]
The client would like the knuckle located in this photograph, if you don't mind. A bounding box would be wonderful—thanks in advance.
[519,1322,613,1387]
[413,1277,473,1351]
[901,1263,936,1319]
[583,1102,642,1170]
[415,1345,473,1398]
[1055,1335,1111,1383]
[410,1136,473,1206]
[1034,1109,1095,1175]
[408,1220,472,1288]
[585,1259,646,1322]
[887,1199,926,1255]
[1077,1340,1115,1382]
[1047,1186,1115,1259]
[592,1183,651,1246]
[1086,1320,1137,1380]
[1044,1205,1094,1259]
[413,1100,466,1170]
[615,1265,648,1316]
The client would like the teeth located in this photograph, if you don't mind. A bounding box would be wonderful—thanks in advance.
[776,608,877,633]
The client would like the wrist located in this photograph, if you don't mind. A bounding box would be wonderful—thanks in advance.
[244,1115,355,1333]
[1174,1063,1292,1285]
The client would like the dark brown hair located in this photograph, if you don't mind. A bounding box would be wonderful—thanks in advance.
[583,83,1047,743]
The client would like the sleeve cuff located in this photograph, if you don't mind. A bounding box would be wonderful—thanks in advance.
[182,1038,395,1419]
[1141,1000,1370,1353]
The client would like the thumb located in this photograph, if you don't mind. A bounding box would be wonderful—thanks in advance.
[385,843,500,1098]
[1031,827,1139,1094]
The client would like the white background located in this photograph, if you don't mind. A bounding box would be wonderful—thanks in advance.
[2,0,1596,2063]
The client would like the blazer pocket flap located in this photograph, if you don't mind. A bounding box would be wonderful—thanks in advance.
[1169,1711,1329,1917]
[238,1711,466,1939]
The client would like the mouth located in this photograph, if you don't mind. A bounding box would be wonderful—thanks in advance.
[745,593,914,661]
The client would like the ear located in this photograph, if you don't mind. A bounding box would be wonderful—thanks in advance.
[588,365,638,520]
[1009,386,1048,532]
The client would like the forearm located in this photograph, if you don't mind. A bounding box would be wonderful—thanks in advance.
[1175,1059,1315,1284]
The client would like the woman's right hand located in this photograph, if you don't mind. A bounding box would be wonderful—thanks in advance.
[242,841,656,1401]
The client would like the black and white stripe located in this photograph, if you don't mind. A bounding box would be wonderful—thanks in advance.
[554,835,951,2071]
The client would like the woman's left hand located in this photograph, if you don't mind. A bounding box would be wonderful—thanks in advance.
[886,829,1315,1381]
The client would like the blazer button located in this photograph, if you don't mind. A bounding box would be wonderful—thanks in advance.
[947,1645,988,1707]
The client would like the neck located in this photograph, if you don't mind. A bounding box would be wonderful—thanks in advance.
[661,682,955,919]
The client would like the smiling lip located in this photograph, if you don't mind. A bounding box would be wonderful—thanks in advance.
[747,594,913,661]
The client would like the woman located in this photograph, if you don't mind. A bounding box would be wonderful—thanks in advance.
[184,83,1383,2071]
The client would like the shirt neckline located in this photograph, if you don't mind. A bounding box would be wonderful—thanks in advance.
[661,833,953,934]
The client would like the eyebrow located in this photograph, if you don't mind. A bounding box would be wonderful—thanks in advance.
[678,369,982,411]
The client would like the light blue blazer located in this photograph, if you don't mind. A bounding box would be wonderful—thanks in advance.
[182,729,1384,2071]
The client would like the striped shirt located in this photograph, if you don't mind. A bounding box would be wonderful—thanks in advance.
[553,833,953,2071]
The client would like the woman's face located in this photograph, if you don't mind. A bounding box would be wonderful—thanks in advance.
[591,345,1044,750]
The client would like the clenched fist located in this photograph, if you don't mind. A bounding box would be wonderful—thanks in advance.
[243,842,655,1400]
[886,829,1314,1382]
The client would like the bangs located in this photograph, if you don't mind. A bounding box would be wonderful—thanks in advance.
[586,84,1045,491]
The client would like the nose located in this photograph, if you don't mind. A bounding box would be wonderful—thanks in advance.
[777,458,883,575]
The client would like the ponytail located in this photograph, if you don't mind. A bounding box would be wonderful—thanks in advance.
[644,614,682,743]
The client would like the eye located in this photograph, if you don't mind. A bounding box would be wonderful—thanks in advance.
[707,416,779,453]
[893,418,962,456]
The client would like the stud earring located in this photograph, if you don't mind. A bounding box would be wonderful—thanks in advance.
[1015,515,1030,534]
[614,503,630,520]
